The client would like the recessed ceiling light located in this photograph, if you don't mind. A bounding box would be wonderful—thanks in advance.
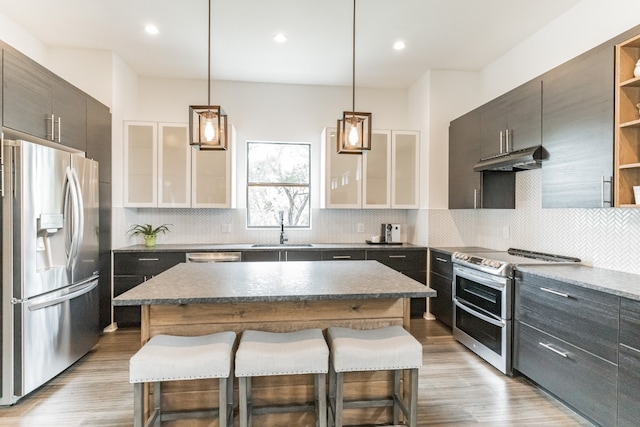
[273,33,288,43]
[393,40,406,50]
[145,24,159,35]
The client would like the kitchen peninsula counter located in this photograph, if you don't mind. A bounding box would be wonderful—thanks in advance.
[113,260,434,426]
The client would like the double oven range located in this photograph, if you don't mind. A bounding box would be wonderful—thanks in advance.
[451,248,580,375]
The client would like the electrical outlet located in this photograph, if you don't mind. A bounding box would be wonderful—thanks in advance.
[357,223,365,233]
[221,224,231,233]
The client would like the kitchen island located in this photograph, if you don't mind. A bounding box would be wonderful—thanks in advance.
[114,260,435,426]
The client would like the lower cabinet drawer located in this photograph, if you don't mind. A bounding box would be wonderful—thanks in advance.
[321,250,366,261]
[619,344,640,427]
[114,252,185,275]
[366,250,426,271]
[429,272,452,328]
[429,250,452,279]
[515,321,617,427]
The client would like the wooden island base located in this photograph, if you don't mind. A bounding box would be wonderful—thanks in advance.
[140,297,411,426]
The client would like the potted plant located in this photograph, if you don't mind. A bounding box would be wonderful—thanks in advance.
[128,223,171,247]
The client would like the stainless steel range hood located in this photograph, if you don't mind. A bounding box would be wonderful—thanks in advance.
[473,145,544,172]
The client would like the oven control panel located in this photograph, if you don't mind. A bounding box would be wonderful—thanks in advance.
[452,253,505,270]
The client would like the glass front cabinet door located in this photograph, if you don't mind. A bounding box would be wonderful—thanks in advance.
[392,130,420,208]
[321,127,362,208]
[123,121,157,207]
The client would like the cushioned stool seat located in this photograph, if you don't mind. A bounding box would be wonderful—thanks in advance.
[327,326,422,427]
[129,332,236,427]
[235,329,329,427]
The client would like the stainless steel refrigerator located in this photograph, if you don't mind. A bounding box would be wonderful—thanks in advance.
[1,139,100,405]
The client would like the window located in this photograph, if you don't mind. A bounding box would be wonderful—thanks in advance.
[246,142,310,228]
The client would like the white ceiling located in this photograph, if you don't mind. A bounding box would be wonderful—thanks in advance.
[0,0,582,89]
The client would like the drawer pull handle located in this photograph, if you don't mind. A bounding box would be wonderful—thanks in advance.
[435,257,448,263]
[388,255,407,258]
[539,287,570,298]
[332,256,352,259]
[539,342,569,358]
[138,258,160,262]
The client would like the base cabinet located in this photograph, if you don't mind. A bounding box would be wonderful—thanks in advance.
[619,298,640,426]
[428,250,453,327]
[113,252,185,326]
[514,271,620,427]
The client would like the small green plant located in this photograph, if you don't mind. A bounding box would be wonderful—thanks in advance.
[128,224,171,247]
[128,223,171,237]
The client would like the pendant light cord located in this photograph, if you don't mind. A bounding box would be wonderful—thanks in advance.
[352,0,356,112]
[207,0,211,109]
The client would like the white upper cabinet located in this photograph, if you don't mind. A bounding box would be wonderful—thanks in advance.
[391,130,420,208]
[124,121,235,208]
[158,123,190,207]
[321,128,420,209]
[363,130,392,208]
[124,121,157,207]
[321,127,362,208]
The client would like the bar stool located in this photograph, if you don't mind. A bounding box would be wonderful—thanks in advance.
[235,329,329,427]
[326,326,422,427]
[129,332,236,427]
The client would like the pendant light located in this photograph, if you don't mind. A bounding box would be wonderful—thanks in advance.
[189,0,228,150]
[337,0,371,154]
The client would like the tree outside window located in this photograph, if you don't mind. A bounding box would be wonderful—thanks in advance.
[246,142,310,228]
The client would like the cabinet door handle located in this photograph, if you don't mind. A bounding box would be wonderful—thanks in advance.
[46,114,55,140]
[435,257,448,263]
[539,342,569,358]
[332,255,351,259]
[539,287,570,298]
[505,129,511,152]
[473,189,478,209]
[499,130,504,153]
[388,255,407,259]
[601,176,612,208]
[56,116,62,142]
[138,258,160,262]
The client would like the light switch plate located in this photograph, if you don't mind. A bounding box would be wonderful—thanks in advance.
[357,223,364,233]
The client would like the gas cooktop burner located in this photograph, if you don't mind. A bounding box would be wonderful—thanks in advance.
[452,248,580,276]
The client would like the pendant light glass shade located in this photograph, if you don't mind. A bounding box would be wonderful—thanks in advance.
[189,105,228,150]
[337,112,371,154]
[189,0,228,150]
[337,0,371,154]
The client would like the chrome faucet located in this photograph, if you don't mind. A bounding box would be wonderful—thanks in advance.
[279,210,288,244]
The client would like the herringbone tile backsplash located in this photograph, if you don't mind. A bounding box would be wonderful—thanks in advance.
[429,169,640,275]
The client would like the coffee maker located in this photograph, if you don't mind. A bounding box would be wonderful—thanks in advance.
[381,223,401,243]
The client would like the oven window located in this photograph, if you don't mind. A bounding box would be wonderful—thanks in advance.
[456,306,503,355]
[455,275,503,318]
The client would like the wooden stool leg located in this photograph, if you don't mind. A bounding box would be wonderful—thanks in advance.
[133,383,144,427]
[334,372,344,427]
[393,370,401,424]
[409,368,418,427]
[316,373,327,427]
[219,377,228,427]
[153,382,162,426]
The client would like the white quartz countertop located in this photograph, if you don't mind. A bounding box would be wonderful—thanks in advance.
[113,260,435,305]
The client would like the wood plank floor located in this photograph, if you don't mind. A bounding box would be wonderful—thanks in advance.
[0,319,594,426]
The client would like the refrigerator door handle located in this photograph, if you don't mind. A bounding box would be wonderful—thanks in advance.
[26,276,99,311]
[71,166,85,250]
[64,166,82,272]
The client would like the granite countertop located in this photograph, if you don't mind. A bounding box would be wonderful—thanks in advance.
[114,243,427,252]
[113,260,436,306]
[516,264,640,301]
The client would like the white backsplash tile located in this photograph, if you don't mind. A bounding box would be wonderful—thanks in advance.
[429,169,640,275]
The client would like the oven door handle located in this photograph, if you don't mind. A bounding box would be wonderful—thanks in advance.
[454,298,506,328]
[453,266,507,290]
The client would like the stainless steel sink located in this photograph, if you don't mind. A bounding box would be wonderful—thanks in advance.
[250,244,314,248]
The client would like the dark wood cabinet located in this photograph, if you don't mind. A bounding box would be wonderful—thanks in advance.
[619,298,640,426]
[480,79,542,158]
[367,248,427,318]
[449,111,481,209]
[242,250,281,262]
[428,250,453,327]
[86,98,112,183]
[321,249,366,261]
[514,272,619,426]
[285,250,322,261]
[449,109,516,209]
[3,50,87,151]
[113,252,184,326]
[541,42,615,208]
[515,321,617,426]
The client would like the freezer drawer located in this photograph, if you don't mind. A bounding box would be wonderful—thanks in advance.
[14,278,99,399]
